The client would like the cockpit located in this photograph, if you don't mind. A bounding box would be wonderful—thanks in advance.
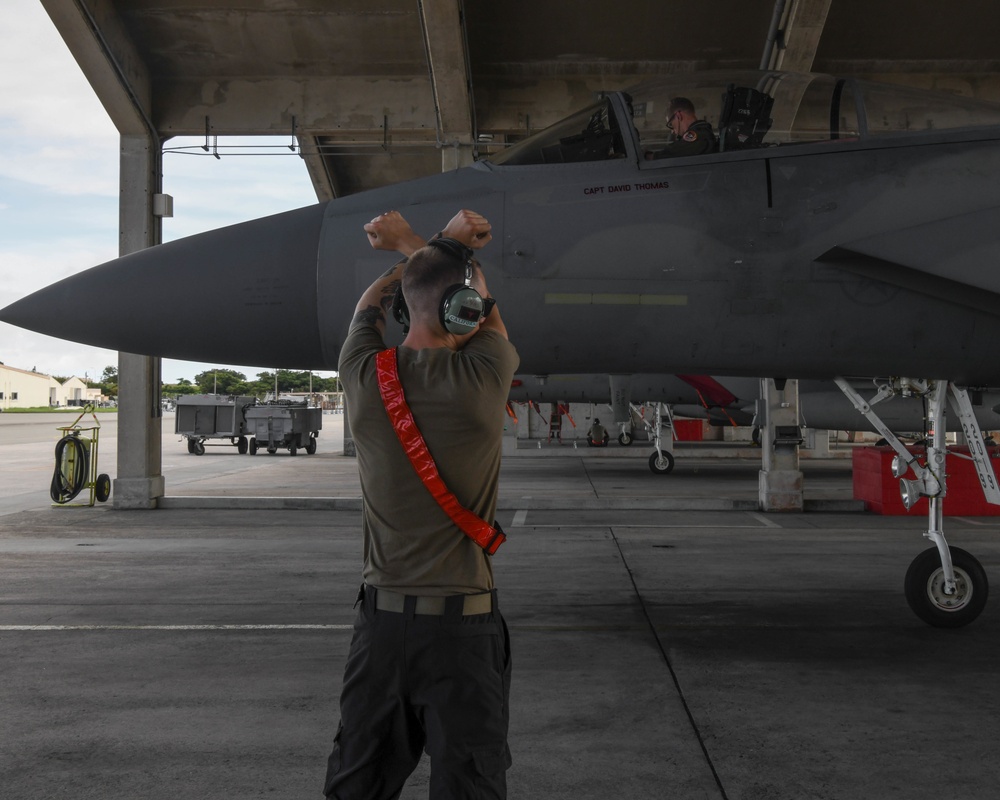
[485,70,1000,167]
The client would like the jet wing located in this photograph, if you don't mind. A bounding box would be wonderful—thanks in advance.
[818,204,1000,316]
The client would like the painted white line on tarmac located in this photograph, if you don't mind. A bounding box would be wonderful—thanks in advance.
[512,509,528,527]
[746,512,782,528]
[519,523,773,529]
[0,624,353,631]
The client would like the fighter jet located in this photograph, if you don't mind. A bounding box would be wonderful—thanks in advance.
[6,70,1000,384]
[6,69,1000,627]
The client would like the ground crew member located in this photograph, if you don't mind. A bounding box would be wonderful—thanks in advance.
[588,418,609,447]
[324,208,519,800]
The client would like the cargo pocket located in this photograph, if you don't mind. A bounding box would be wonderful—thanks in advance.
[322,725,343,796]
[472,743,513,791]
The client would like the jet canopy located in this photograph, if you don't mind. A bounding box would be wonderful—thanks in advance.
[486,70,1000,166]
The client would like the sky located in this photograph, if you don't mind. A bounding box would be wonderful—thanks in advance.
[0,0,328,386]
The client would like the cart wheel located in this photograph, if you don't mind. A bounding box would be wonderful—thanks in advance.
[186,438,196,454]
[306,437,317,455]
[267,446,277,454]
[289,445,298,456]
[237,436,249,454]
[249,437,258,455]
[618,432,633,446]
[95,474,112,503]
[192,440,206,456]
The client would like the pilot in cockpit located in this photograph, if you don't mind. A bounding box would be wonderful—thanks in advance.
[645,97,718,159]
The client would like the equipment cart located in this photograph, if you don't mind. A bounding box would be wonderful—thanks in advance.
[245,399,322,455]
[51,404,111,506]
[175,394,257,455]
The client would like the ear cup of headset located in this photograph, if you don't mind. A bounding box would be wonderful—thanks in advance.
[391,285,410,330]
[440,285,484,334]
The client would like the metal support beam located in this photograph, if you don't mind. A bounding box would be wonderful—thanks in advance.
[114,135,164,509]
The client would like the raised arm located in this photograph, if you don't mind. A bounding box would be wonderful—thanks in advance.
[364,208,493,255]
[350,211,425,336]
[352,209,501,337]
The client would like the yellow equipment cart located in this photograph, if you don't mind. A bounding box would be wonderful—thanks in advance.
[50,404,112,506]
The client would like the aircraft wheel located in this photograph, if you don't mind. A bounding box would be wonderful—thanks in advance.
[95,474,112,503]
[237,436,249,454]
[618,432,633,447]
[249,437,258,455]
[192,439,206,456]
[306,437,317,455]
[648,451,675,475]
[904,546,988,628]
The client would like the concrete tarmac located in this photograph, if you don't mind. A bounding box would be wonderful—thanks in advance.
[3,412,1000,799]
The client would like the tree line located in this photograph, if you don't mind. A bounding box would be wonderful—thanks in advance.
[93,366,340,399]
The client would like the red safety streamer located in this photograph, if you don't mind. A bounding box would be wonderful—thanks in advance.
[375,348,505,555]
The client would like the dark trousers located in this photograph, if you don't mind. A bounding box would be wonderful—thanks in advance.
[324,586,512,800]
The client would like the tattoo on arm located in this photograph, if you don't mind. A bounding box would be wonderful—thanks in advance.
[353,305,384,328]
[380,259,406,279]
[380,279,401,315]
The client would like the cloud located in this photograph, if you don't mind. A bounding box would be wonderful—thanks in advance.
[0,2,323,383]
[0,1,119,196]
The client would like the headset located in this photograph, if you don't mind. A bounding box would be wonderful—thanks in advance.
[392,237,494,335]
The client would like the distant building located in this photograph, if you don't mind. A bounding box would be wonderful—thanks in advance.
[0,364,106,410]
[60,376,90,407]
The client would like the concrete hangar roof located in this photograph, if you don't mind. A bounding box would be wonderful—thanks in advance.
[43,0,1000,201]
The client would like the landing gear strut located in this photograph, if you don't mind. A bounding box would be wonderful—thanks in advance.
[643,402,675,475]
[836,378,993,627]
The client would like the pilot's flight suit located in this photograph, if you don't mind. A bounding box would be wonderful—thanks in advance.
[649,119,719,158]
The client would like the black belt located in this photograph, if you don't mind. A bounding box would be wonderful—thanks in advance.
[372,587,493,616]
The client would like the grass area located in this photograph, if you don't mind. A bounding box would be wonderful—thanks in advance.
[1,406,118,414]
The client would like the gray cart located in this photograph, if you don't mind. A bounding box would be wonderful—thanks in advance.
[175,394,256,455]
[245,400,322,455]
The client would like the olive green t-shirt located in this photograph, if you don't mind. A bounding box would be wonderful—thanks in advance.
[339,323,519,596]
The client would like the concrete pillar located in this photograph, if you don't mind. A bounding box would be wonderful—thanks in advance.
[660,404,675,455]
[441,143,474,172]
[113,134,164,509]
[809,429,831,457]
[758,378,804,511]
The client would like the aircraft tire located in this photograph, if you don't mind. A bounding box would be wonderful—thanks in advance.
[237,436,249,454]
[648,451,675,475]
[904,546,988,628]
[192,440,205,456]
[618,432,633,446]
